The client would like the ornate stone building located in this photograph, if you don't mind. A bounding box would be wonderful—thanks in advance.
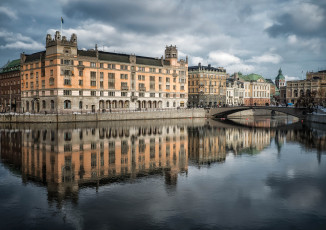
[20,31,188,113]
[188,63,228,108]
[286,70,326,105]
[0,59,21,112]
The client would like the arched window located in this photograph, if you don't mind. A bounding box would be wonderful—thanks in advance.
[51,100,54,109]
[79,101,83,109]
[26,101,30,111]
[64,100,71,109]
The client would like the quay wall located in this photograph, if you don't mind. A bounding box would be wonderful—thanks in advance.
[0,109,206,123]
[307,114,326,124]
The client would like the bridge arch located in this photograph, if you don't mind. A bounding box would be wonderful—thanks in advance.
[208,106,309,119]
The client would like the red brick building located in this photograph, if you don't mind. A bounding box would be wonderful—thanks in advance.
[0,59,21,112]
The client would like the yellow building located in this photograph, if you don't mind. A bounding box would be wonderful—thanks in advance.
[236,73,271,106]
[188,63,228,107]
[20,31,188,113]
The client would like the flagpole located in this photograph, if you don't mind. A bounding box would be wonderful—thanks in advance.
[61,17,62,36]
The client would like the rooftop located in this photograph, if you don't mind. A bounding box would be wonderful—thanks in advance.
[0,59,20,73]
[188,63,226,72]
[240,73,265,82]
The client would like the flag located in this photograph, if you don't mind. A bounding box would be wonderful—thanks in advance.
[61,17,64,24]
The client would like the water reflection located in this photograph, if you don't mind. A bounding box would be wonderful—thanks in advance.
[0,118,325,207]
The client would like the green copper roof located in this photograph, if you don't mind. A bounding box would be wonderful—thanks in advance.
[275,68,285,80]
[1,59,20,73]
[240,73,265,82]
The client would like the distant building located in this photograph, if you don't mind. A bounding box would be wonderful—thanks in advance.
[265,78,278,105]
[226,75,244,106]
[286,70,326,105]
[0,59,21,112]
[237,73,271,106]
[188,63,228,107]
[275,68,286,89]
[274,68,286,104]
[20,31,188,113]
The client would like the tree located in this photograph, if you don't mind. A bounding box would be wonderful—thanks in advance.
[295,91,316,109]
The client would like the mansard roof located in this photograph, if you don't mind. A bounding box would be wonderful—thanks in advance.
[77,50,170,66]
[188,64,226,72]
[0,59,20,73]
[24,51,46,63]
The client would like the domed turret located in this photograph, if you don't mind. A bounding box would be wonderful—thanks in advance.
[275,68,286,88]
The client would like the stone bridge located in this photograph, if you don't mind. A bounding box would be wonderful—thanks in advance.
[207,106,310,119]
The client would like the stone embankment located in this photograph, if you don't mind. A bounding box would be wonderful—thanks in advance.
[306,114,326,124]
[0,109,206,123]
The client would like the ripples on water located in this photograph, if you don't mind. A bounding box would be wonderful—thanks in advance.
[0,117,326,230]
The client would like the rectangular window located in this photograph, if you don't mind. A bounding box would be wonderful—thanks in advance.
[63,90,71,95]
[120,74,128,79]
[108,73,115,89]
[121,82,128,90]
[91,91,96,96]
[79,80,83,86]
[108,91,115,96]
[90,71,96,86]
[42,80,45,88]
[64,79,71,85]
[90,62,96,68]
[79,70,83,76]
[100,63,103,68]
[150,93,155,97]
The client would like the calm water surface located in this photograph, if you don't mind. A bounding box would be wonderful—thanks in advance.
[0,117,326,230]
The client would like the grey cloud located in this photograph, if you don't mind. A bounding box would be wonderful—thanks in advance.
[266,2,326,38]
[62,0,194,34]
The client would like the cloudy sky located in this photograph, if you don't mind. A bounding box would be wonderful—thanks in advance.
[0,0,325,80]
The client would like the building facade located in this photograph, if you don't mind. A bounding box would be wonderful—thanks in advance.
[239,73,271,106]
[0,59,21,112]
[21,31,188,113]
[226,76,244,106]
[286,70,326,105]
[188,63,228,108]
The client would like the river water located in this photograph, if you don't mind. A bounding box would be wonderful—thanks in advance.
[0,117,326,230]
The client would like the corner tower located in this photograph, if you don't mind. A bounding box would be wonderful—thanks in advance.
[165,45,178,65]
[46,31,78,56]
